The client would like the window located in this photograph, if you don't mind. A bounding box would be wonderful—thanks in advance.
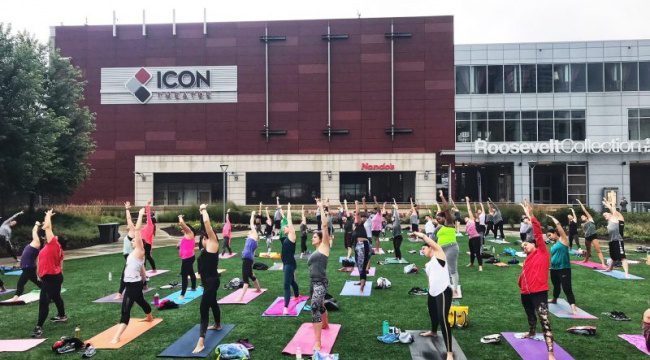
[488,111,504,141]
[628,109,639,140]
[456,121,471,142]
[538,111,554,141]
[588,63,604,92]
[553,64,570,92]
[487,65,504,94]
[622,62,638,91]
[247,172,320,204]
[641,109,650,140]
[554,111,570,139]
[505,111,521,141]
[504,65,520,93]
[521,65,537,93]
[537,64,553,93]
[571,110,586,140]
[628,108,650,140]
[604,62,621,91]
[456,66,470,94]
[471,112,488,140]
[640,62,650,91]
[521,111,537,141]
[570,63,586,92]
[471,66,487,94]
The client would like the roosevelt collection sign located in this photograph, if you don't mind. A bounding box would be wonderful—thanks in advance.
[474,139,650,155]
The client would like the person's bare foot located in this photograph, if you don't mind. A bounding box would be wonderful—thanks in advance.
[453,290,459,298]
[419,331,437,337]
[110,337,120,344]
[114,293,123,300]
[236,296,244,302]
[208,324,222,330]
[9,295,18,302]
[144,313,154,322]
[519,332,535,339]
[283,307,289,315]
[179,295,185,301]
[446,352,454,360]
[314,341,321,352]
[548,352,556,360]
[192,339,205,354]
[571,304,578,315]
[255,289,262,293]
[466,263,473,267]
[479,266,483,272]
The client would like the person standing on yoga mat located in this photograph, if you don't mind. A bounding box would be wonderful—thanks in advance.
[602,198,630,278]
[517,199,556,360]
[352,200,371,294]
[411,231,453,360]
[309,199,331,352]
[464,196,482,272]
[274,196,283,237]
[221,209,233,255]
[409,198,419,234]
[484,205,494,238]
[280,203,300,315]
[370,197,385,253]
[436,190,461,298]
[264,207,274,254]
[192,204,222,354]
[32,209,67,339]
[300,206,309,258]
[391,199,403,260]
[0,210,23,263]
[177,215,197,301]
[425,212,435,239]
[343,200,354,259]
[116,202,136,300]
[111,208,153,344]
[567,209,580,250]
[488,198,505,240]
[255,202,263,235]
[449,198,462,236]
[10,221,42,302]
[476,203,486,247]
[576,200,605,267]
[237,210,262,302]
[546,216,578,315]
[141,200,157,273]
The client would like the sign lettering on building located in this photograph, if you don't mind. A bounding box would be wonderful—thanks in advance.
[361,162,396,170]
[474,139,650,155]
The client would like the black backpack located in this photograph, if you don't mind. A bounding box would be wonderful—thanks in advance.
[342,259,355,267]
[253,262,269,271]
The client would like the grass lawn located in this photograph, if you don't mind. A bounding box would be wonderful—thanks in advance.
[1,231,649,359]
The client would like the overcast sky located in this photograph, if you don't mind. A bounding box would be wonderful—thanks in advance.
[2,0,650,44]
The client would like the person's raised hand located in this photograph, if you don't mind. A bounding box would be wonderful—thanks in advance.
[200,203,207,211]
[138,208,146,216]
[227,208,231,213]
[124,201,131,210]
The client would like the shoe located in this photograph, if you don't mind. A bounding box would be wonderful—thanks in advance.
[480,334,502,344]
[236,338,254,350]
[567,326,597,336]
[609,311,630,321]
[56,342,77,354]
[31,326,43,338]
[50,315,68,323]
[82,344,97,358]
[408,287,428,296]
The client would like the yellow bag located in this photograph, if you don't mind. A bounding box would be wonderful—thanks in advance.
[448,305,469,328]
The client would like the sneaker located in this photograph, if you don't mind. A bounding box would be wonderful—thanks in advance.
[609,311,631,321]
[31,326,43,338]
[56,342,77,354]
[50,315,68,323]
[480,334,502,344]
[82,344,97,358]
[236,338,254,350]
[408,287,428,296]
[567,326,597,336]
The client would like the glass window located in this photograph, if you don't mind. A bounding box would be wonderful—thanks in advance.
[604,62,621,91]
[522,111,537,120]
[538,111,553,120]
[587,63,604,92]
[622,62,639,91]
[570,63,586,92]
[456,112,471,120]
[488,111,504,120]
[538,120,554,141]
[472,112,487,120]
[640,62,650,91]
[571,119,586,140]
[487,65,504,94]
[641,110,650,140]
[504,65,520,93]
[488,120,504,141]
[471,112,487,141]
[553,64,570,93]
[471,66,487,94]
[456,121,471,142]
[537,64,553,93]
[521,65,537,93]
[554,110,570,139]
[571,110,585,119]
[628,117,639,140]
[505,111,520,120]
[505,120,521,141]
[522,120,537,141]
[247,172,320,204]
[455,66,470,94]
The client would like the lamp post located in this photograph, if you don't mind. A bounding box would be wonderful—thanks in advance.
[220,164,229,223]
[528,161,537,203]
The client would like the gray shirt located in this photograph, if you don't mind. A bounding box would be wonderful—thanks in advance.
[274,208,282,221]
[489,201,503,223]
[308,250,328,282]
[607,220,623,242]
[392,214,402,237]
[583,221,596,238]
[0,212,21,240]
[410,212,418,225]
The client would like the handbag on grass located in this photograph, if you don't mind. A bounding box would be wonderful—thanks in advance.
[448,305,469,328]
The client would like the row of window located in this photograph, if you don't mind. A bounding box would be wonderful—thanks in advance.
[456,61,650,95]
[628,108,650,141]
[455,110,586,142]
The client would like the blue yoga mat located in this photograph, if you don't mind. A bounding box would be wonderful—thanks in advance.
[157,324,235,358]
[340,281,372,296]
[5,270,22,276]
[596,270,643,280]
[156,287,204,305]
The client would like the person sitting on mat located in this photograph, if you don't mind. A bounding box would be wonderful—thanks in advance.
[280,203,300,315]
[546,215,578,315]
[236,210,262,302]
[411,231,453,360]
[309,198,332,352]
[192,204,222,354]
[518,199,556,360]
[177,215,197,301]
[111,207,153,344]
[576,199,605,267]
[10,221,42,302]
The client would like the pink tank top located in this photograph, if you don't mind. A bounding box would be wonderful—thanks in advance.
[371,212,383,231]
[179,236,195,259]
[466,220,480,238]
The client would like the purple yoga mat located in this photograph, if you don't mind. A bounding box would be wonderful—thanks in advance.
[93,287,154,303]
[351,267,376,277]
[502,332,574,360]
[0,289,15,296]
[619,334,650,356]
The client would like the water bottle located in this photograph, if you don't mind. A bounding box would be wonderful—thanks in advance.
[108,272,112,281]
[74,325,80,339]
[295,346,302,359]
[382,320,389,335]
[154,293,160,306]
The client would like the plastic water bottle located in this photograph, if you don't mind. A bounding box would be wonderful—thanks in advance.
[295,346,302,359]
[154,293,160,306]
[108,272,112,281]
[74,325,81,339]
[382,320,389,335]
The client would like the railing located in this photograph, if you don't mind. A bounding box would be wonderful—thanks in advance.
[630,202,650,213]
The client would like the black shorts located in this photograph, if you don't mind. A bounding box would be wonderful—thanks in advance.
[242,258,256,284]
[619,221,625,238]
[411,224,419,232]
[609,240,626,261]
[371,230,381,237]
[274,220,282,230]
[520,233,527,241]
[344,233,353,248]
[585,234,597,243]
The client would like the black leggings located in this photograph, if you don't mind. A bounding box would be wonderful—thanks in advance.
[427,287,453,353]
[16,267,41,296]
[316,215,322,231]
[143,242,156,271]
[355,241,371,280]
[118,254,129,294]
[485,221,494,237]
[120,281,151,325]
[469,237,482,266]
[393,235,403,260]
[550,268,576,304]
[494,221,505,238]
[283,263,299,307]
[221,237,232,255]
[199,276,221,338]
[0,236,17,261]
[37,273,65,327]
[521,291,554,352]
[180,256,197,296]
[242,258,256,284]
[568,230,580,249]
[300,234,307,254]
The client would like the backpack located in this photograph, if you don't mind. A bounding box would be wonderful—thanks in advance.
[253,262,269,271]
[215,343,250,359]
[376,277,392,289]
[448,305,469,328]
[224,278,243,290]
[342,259,355,267]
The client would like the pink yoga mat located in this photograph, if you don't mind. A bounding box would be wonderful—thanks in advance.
[502,332,574,360]
[373,248,385,255]
[0,288,15,296]
[351,267,376,277]
[619,334,650,356]
[219,252,237,259]
[218,288,267,304]
[145,269,169,277]
[263,295,309,316]
[0,339,47,352]
[282,323,341,356]
[571,260,606,270]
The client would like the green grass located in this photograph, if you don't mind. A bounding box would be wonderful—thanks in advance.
[1,232,650,359]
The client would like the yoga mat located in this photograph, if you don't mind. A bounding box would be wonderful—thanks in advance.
[453,285,462,299]
[548,299,597,319]
[351,267,376,277]
[340,281,372,296]
[4,270,22,276]
[515,251,527,258]
[502,332,574,360]
[488,239,510,244]
[268,262,283,271]
[383,257,409,264]
[373,248,385,255]
[0,288,66,305]
[259,252,281,259]
[219,252,237,260]
[88,318,163,349]
[262,295,310,317]
[0,288,15,296]
[218,288,267,304]
[0,338,47,352]
[157,287,204,305]
[146,270,170,277]
[157,324,235,358]
[596,270,643,280]
[407,330,467,360]
[619,334,650,356]
[94,287,154,303]
[571,260,606,270]
[282,323,341,356]
[194,269,227,279]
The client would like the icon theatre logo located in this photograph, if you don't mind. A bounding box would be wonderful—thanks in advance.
[124,68,153,103]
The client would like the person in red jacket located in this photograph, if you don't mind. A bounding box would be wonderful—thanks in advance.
[518,199,556,360]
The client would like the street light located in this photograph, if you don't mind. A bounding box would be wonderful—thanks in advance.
[220,164,229,223]
[528,161,537,203]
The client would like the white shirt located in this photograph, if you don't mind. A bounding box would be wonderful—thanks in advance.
[364,216,373,238]
[124,253,144,283]
[479,213,486,226]
[425,220,435,234]
[425,257,450,297]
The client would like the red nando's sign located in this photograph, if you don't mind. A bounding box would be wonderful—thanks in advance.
[361,162,395,171]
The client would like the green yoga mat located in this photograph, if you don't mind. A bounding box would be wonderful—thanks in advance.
[383,257,409,264]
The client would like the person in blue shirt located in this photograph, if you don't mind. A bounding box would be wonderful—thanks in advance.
[546,215,577,315]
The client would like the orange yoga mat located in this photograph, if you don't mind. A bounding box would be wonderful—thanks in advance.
[87,318,163,349]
